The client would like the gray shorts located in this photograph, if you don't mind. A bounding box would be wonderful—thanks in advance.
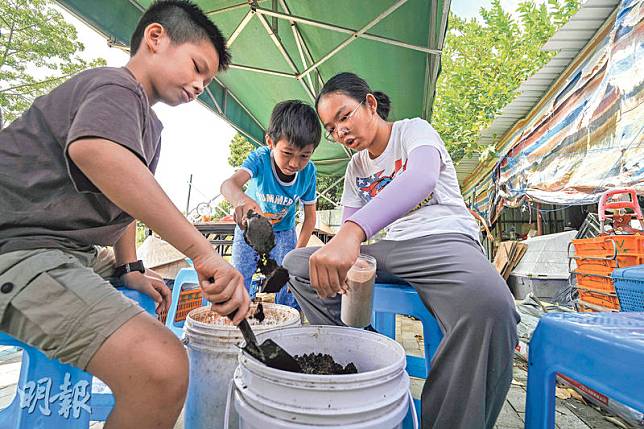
[0,248,144,369]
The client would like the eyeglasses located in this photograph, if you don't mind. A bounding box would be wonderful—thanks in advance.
[324,100,364,142]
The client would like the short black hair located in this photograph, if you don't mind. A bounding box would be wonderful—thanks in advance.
[130,0,231,71]
[267,100,321,149]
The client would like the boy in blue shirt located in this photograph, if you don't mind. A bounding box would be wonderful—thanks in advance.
[221,100,320,309]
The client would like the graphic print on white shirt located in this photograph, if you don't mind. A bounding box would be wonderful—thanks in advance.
[341,118,480,242]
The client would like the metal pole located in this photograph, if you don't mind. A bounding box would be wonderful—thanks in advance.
[204,87,223,115]
[214,77,266,132]
[297,0,409,80]
[255,12,316,100]
[229,63,295,78]
[254,5,440,55]
[279,0,316,92]
[186,174,193,215]
[206,2,250,16]
[227,10,254,47]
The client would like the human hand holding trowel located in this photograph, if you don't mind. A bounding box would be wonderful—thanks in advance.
[243,209,291,294]
[233,197,263,230]
[202,274,302,373]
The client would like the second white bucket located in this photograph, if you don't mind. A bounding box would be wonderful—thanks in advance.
[183,304,301,429]
[231,325,415,428]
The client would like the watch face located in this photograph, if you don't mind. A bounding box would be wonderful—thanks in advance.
[132,261,145,273]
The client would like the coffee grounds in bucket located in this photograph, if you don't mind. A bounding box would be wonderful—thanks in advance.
[294,353,358,375]
[191,303,290,327]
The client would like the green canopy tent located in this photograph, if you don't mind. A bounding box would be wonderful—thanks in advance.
[55,0,450,201]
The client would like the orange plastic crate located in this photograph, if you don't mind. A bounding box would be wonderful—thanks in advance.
[574,264,615,293]
[576,275,615,294]
[572,235,644,258]
[574,253,644,271]
[159,289,203,324]
[577,302,592,312]
[577,301,618,313]
[577,288,620,310]
[610,235,644,254]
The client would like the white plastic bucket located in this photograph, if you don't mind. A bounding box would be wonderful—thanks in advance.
[183,304,301,429]
[230,325,417,428]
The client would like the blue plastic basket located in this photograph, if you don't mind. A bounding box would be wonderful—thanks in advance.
[612,264,644,312]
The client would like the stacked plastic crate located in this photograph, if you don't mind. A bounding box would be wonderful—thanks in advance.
[571,235,644,311]
[570,189,644,312]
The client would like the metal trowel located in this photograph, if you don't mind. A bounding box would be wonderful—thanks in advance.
[243,210,291,293]
[232,314,302,373]
[208,277,302,373]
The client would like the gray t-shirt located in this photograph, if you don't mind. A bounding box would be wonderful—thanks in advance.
[0,67,163,254]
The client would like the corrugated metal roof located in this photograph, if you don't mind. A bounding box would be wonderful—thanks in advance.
[456,0,620,185]
[455,153,480,183]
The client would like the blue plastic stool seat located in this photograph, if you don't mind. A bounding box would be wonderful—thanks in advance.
[0,288,156,428]
[165,268,208,338]
[371,282,444,428]
[525,312,644,428]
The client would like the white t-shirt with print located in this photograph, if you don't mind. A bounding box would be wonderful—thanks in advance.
[341,117,480,242]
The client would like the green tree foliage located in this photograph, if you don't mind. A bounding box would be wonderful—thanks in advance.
[432,0,580,162]
[0,0,106,124]
[135,220,148,246]
[315,175,343,211]
[227,132,256,168]
[227,132,344,210]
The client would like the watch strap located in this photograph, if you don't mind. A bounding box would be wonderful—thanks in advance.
[114,260,145,278]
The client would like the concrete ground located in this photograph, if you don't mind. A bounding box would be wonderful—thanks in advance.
[0,315,632,428]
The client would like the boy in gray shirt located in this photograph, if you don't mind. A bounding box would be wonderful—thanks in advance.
[0,1,250,428]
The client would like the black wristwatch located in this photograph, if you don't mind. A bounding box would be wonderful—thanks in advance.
[114,260,145,278]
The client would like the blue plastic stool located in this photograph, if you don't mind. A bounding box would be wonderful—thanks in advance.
[0,288,156,428]
[371,282,444,428]
[165,268,208,338]
[525,312,644,428]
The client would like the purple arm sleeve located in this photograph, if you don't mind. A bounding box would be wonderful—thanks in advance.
[346,145,441,239]
[342,206,360,223]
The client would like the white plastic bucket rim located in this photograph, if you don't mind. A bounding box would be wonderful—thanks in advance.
[239,325,406,383]
[183,304,301,351]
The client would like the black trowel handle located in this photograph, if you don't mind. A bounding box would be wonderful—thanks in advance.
[207,277,259,348]
[228,312,258,348]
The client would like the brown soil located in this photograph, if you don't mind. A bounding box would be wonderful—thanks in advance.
[294,353,358,375]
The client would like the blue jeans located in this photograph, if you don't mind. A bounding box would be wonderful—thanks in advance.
[231,226,300,310]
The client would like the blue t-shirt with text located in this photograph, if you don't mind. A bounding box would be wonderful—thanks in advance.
[241,146,316,231]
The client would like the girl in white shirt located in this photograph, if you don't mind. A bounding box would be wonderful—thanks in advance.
[284,72,519,429]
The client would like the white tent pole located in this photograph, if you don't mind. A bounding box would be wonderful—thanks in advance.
[278,0,316,92]
[229,64,295,78]
[227,10,254,47]
[296,0,409,81]
[255,12,316,100]
[255,2,440,55]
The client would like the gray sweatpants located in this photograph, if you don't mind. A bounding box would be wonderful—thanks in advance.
[283,233,520,429]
